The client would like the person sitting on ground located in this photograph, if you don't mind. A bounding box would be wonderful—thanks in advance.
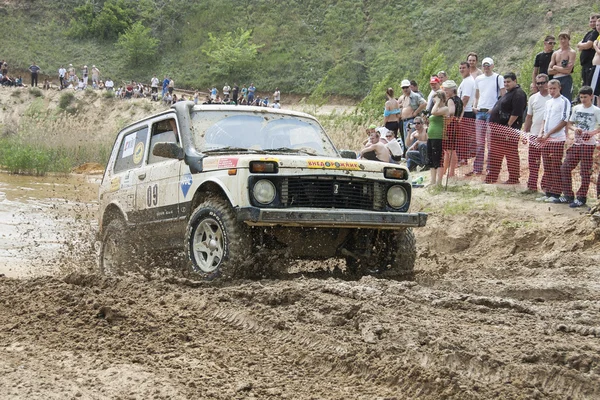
[406,117,429,171]
[77,79,85,90]
[124,82,134,98]
[43,79,51,90]
[272,100,281,109]
[163,92,173,104]
[98,80,105,90]
[105,78,114,91]
[172,94,178,104]
[359,127,389,162]
[15,76,23,87]
[382,128,403,162]
[1,74,13,86]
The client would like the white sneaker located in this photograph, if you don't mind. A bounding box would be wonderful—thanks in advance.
[535,195,548,202]
[545,196,559,203]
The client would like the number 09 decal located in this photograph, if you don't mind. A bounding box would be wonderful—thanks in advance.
[147,184,158,207]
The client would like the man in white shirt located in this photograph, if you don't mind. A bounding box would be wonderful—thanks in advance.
[458,61,476,162]
[105,78,114,91]
[537,79,571,202]
[150,74,159,96]
[58,65,66,89]
[469,57,505,175]
[560,86,600,207]
[523,74,552,193]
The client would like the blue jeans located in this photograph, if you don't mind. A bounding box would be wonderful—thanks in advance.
[402,118,414,146]
[473,111,491,174]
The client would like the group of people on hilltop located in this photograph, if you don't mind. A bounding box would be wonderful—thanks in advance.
[359,11,600,207]
[0,59,23,87]
[202,83,282,108]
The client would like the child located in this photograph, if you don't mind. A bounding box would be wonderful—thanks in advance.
[560,86,600,207]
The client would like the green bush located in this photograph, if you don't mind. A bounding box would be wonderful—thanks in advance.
[28,87,43,98]
[58,92,75,109]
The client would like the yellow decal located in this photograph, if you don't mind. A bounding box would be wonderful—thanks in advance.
[307,159,363,170]
[110,177,120,192]
[133,142,145,164]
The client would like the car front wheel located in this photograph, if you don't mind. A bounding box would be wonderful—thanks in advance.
[185,197,251,280]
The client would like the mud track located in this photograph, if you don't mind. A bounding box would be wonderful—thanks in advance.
[1,179,600,399]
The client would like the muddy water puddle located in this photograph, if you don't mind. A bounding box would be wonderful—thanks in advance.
[0,172,100,277]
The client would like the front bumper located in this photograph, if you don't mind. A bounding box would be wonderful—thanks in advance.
[237,207,427,229]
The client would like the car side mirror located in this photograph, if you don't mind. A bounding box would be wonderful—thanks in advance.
[152,142,184,160]
[339,150,357,159]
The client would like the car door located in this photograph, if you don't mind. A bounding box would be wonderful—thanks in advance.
[109,126,149,223]
[133,116,184,247]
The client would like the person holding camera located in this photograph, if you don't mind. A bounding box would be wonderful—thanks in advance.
[406,117,429,171]
[548,32,576,101]
[427,90,449,186]
[485,72,527,185]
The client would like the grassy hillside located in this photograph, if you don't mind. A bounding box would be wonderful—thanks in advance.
[0,0,594,99]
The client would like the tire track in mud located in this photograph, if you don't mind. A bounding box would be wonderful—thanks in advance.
[198,277,600,399]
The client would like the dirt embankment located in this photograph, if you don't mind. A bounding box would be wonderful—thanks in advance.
[1,185,600,399]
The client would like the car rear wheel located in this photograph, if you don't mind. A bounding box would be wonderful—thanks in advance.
[185,197,251,280]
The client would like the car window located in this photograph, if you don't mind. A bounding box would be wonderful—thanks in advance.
[191,111,337,156]
[148,118,180,164]
[113,127,149,173]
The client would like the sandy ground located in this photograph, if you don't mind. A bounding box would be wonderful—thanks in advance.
[1,171,600,399]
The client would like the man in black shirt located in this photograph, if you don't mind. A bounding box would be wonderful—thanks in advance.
[577,13,600,86]
[485,73,527,184]
[532,35,555,93]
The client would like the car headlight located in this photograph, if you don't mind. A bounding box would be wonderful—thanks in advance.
[252,179,276,205]
[387,185,407,209]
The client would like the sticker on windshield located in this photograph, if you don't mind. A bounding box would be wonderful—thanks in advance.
[133,142,145,164]
[218,157,238,168]
[122,134,135,158]
[307,160,362,170]
[180,172,192,198]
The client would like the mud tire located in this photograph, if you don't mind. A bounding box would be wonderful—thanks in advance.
[185,197,251,280]
[345,228,416,280]
[99,219,135,276]
[382,228,416,280]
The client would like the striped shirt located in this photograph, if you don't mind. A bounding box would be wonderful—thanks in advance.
[543,95,571,141]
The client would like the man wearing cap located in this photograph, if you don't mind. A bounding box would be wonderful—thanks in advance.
[91,65,100,88]
[577,13,600,86]
[398,79,427,150]
[457,61,477,162]
[485,72,527,184]
[532,35,555,93]
[470,57,505,176]
[548,32,576,101]
[426,76,442,113]
[523,73,552,193]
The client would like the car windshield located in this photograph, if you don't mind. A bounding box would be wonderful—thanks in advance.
[189,110,338,156]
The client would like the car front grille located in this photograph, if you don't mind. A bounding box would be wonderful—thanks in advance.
[279,176,386,211]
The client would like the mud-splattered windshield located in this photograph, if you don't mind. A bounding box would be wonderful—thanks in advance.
[189,110,338,156]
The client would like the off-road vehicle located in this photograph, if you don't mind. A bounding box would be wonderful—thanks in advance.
[98,102,427,279]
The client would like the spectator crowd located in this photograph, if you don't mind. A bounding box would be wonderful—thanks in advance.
[358,12,600,208]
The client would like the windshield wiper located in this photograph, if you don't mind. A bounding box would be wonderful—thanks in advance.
[203,147,265,154]
[265,147,319,156]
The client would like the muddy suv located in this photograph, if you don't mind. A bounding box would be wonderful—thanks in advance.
[98,102,427,279]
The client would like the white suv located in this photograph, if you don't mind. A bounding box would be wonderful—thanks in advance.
[98,102,427,279]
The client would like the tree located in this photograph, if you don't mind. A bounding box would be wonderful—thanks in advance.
[116,22,159,68]
[202,29,264,81]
